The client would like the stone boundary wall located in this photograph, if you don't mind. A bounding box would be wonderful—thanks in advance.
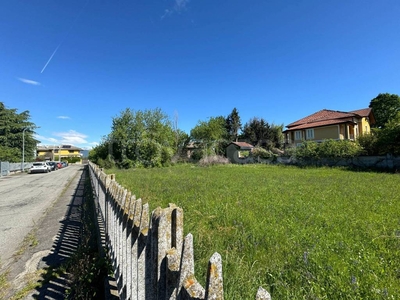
[88,162,272,300]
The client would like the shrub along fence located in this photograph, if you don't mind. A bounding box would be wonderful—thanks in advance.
[88,162,271,300]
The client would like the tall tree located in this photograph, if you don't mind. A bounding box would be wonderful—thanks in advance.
[269,123,284,149]
[0,102,39,162]
[369,93,400,128]
[109,108,175,167]
[226,107,242,142]
[241,117,271,146]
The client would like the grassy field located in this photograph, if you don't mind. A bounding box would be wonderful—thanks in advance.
[107,164,400,299]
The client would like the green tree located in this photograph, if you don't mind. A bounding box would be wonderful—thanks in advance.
[269,123,284,149]
[375,120,400,155]
[173,129,190,157]
[369,93,400,128]
[190,116,228,156]
[241,117,271,146]
[88,137,112,166]
[108,108,175,168]
[0,102,39,162]
[225,108,242,142]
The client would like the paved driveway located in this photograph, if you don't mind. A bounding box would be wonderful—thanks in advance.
[0,164,81,267]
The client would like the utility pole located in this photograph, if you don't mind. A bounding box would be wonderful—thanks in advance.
[22,127,29,172]
[22,126,40,172]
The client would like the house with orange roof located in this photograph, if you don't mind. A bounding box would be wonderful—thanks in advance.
[283,108,375,147]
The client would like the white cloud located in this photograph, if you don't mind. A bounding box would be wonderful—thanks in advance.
[162,0,189,19]
[57,116,71,119]
[174,0,189,11]
[35,135,58,144]
[36,131,99,149]
[17,77,41,86]
[54,130,88,145]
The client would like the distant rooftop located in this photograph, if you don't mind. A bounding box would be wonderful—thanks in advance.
[37,144,83,151]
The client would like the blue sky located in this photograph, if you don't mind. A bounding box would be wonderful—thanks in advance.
[1,0,399,149]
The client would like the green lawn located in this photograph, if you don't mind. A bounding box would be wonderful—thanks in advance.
[107,164,400,299]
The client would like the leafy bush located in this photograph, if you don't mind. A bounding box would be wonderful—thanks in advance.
[357,133,379,155]
[294,140,319,159]
[64,157,82,164]
[317,139,362,158]
[161,146,174,166]
[96,155,115,169]
[295,140,362,160]
[119,158,134,169]
[251,146,274,159]
[375,122,400,155]
[282,146,296,158]
[190,147,216,162]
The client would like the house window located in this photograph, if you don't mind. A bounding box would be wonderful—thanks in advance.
[295,131,302,140]
[54,149,59,153]
[286,133,291,144]
[306,129,314,140]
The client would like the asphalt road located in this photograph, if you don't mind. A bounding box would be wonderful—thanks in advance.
[0,164,81,267]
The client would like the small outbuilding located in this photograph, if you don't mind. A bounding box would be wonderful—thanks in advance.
[226,142,254,164]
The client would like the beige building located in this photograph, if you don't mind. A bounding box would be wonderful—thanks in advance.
[284,108,375,147]
[37,145,83,163]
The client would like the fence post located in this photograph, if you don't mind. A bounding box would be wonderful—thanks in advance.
[178,233,205,299]
[138,202,149,300]
[205,253,224,300]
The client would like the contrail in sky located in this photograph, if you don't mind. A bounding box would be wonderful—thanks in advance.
[41,43,62,73]
[40,0,90,73]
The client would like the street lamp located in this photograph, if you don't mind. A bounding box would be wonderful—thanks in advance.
[22,126,40,172]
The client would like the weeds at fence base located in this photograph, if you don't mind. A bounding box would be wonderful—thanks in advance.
[64,172,111,299]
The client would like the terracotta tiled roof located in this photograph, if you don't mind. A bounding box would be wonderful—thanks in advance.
[350,108,372,117]
[286,109,356,128]
[231,142,254,149]
[285,107,374,132]
[286,117,354,131]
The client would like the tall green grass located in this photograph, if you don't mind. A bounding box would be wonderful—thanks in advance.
[107,164,400,299]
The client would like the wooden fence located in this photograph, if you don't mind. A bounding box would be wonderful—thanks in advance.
[88,162,271,300]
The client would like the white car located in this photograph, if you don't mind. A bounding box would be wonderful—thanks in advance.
[29,162,51,174]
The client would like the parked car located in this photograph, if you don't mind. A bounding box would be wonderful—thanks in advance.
[29,162,51,174]
[47,161,58,171]
[61,161,68,168]
[56,162,62,169]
